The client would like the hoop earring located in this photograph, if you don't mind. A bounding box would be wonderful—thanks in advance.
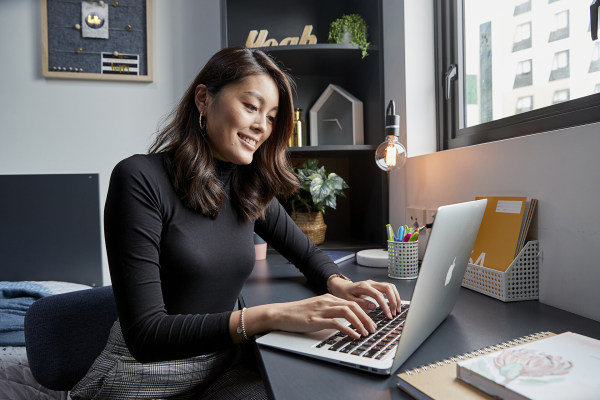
[198,112,206,131]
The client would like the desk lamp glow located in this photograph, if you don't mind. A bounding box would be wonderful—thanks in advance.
[357,100,407,267]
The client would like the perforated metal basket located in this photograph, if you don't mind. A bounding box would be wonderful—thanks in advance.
[387,240,419,279]
[462,240,539,302]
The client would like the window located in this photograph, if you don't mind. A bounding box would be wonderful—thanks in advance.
[514,59,533,88]
[553,89,570,103]
[516,96,533,113]
[436,0,600,150]
[549,10,569,42]
[590,42,600,73]
[514,0,531,16]
[513,22,532,52]
[549,50,569,80]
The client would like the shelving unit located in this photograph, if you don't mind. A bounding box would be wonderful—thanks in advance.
[224,0,387,248]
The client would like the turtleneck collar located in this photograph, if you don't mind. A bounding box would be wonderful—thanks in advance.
[214,158,237,184]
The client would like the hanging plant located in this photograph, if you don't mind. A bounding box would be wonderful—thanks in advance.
[328,14,370,59]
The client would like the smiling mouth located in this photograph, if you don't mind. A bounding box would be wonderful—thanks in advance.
[238,134,257,147]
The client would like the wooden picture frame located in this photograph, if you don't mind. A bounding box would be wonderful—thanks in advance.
[41,0,153,82]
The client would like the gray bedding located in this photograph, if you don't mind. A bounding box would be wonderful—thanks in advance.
[0,281,91,400]
[0,346,67,400]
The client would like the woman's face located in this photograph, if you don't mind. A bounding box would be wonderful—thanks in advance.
[196,73,279,165]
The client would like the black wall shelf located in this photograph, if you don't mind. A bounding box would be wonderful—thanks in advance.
[224,0,388,247]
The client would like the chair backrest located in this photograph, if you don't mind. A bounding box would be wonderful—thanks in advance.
[24,285,118,391]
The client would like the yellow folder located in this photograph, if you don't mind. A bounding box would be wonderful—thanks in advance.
[470,196,529,272]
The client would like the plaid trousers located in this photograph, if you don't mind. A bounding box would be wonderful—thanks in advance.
[70,320,267,400]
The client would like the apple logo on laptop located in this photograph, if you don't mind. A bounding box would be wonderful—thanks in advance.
[445,257,456,286]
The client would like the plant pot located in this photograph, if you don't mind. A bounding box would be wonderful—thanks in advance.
[291,211,327,245]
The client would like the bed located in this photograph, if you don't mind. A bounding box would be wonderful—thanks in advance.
[0,174,103,400]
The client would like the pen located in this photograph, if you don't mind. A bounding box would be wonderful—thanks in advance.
[397,226,405,242]
[408,231,419,242]
[386,224,395,241]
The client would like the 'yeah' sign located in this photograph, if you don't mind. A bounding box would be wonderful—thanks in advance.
[246,25,317,48]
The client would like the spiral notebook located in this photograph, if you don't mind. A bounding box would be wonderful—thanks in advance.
[396,331,555,400]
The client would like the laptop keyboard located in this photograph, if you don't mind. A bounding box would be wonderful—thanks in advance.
[315,304,409,360]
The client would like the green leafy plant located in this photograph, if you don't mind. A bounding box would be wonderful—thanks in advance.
[291,159,349,214]
[328,14,370,59]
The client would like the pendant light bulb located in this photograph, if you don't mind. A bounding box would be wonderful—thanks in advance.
[375,100,406,171]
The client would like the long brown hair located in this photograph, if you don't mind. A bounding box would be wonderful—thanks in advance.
[149,46,298,221]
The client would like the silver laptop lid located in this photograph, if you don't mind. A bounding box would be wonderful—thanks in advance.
[391,199,487,372]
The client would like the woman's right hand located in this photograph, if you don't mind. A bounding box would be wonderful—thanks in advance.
[232,295,378,342]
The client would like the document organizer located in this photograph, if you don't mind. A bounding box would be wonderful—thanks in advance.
[462,240,539,302]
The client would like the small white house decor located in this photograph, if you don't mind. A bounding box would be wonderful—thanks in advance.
[309,84,363,146]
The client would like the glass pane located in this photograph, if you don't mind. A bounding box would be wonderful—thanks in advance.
[462,0,597,129]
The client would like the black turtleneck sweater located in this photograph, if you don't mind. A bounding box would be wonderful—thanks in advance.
[104,153,340,363]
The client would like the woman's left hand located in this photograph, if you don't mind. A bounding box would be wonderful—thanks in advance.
[327,277,402,319]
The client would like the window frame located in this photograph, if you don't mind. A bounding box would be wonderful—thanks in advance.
[435,0,600,150]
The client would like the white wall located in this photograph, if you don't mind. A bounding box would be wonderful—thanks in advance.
[385,1,600,322]
[0,0,222,285]
[401,125,600,322]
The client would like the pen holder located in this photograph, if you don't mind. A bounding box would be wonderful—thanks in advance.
[387,240,419,279]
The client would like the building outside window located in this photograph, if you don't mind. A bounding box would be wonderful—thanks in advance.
[438,0,600,149]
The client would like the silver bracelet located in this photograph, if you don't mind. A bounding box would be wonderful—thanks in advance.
[236,307,250,341]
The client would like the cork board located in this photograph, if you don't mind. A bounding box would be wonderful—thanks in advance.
[41,0,153,82]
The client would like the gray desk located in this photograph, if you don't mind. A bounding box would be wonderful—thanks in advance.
[240,253,600,400]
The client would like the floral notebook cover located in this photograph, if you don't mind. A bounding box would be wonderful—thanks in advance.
[456,332,600,399]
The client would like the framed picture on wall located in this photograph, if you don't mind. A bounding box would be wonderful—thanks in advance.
[41,0,153,82]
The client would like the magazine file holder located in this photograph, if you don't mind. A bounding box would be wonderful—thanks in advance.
[462,240,539,302]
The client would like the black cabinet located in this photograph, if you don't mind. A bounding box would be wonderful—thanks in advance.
[224,0,388,248]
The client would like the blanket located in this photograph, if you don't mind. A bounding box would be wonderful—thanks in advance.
[0,281,91,346]
[0,281,54,346]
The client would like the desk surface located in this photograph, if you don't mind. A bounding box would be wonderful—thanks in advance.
[240,253,600,400]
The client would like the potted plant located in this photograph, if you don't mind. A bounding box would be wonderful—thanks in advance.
[328,13,370,59]
[290,159,349,244]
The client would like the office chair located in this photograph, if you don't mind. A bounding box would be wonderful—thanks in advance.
[24,285,118,391]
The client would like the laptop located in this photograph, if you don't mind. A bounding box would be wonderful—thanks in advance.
[256,199,487,375]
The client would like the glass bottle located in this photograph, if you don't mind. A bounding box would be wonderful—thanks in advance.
[289,108,307,147]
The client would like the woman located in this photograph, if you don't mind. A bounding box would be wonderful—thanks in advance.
[71,46,401,399]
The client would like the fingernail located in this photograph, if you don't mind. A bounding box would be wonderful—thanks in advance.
[367,302,376,310]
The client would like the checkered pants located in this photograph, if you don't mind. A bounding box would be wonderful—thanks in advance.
[70,320,267,400]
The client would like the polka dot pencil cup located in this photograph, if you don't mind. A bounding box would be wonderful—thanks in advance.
[387,240,419,279]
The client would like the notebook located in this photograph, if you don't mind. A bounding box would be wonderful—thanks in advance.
[322,250,355,264]
[396,331,555,400]
[456,331,600,400]
[256,199,487,375]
